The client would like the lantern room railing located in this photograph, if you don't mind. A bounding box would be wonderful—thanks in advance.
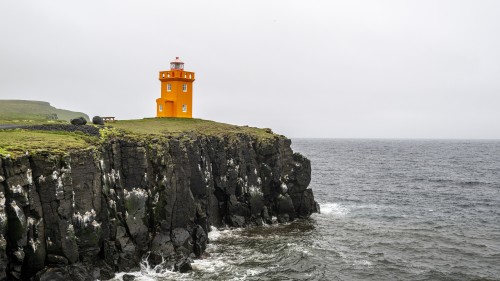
[159,71,195,80]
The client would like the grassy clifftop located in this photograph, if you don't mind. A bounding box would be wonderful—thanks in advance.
[0,100,89,123]
[0,130,92,157]
[112,118,274,139]
[0,118,277,158]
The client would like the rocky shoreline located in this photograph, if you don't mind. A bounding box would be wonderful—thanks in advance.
[0,131,318,280]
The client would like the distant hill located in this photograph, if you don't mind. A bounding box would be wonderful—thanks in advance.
[0,100,89,122]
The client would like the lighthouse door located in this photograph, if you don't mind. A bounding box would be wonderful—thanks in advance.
[166,101,175,117]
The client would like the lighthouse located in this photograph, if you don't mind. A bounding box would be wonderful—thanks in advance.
[156,57,195,118]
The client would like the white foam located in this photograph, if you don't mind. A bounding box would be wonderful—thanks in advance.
[246,268,262,276]
[207,226,222,241]
[110,255,181,281]
[191,257,228,273]
[319,203,349,217]
[286,242,312,257]
[109,226,257,280]
[208,226,242,242]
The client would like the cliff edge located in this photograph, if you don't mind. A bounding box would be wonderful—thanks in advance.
[0,118,318,280]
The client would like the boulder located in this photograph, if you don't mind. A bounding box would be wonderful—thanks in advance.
[174,257,193,273]
[123,274,136,281]
[192,225,207,257]
[92,116,104,125]
[70,117,87,126]
[33,264,95,281]
[171,228,191,249]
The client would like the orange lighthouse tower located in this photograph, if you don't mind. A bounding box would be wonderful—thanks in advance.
[156,57,195,118]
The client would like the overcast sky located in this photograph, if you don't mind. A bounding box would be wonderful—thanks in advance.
[1,1,499,138]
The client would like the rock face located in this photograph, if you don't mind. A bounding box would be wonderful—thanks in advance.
[0,133,317,280]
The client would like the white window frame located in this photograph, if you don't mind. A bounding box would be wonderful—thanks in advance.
[182,104,187,112]
[167,84,172,92]
[182,84,187,92]
[159,105,163,112]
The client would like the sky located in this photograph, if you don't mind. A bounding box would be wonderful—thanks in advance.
[1,0,499,139]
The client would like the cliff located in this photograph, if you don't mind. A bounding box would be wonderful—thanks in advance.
[0,119,318,280]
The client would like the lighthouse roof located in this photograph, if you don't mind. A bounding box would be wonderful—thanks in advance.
[170,57,185,70]
[170,57,184,64]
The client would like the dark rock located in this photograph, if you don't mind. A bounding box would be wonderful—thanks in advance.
[0,236,7,280]
[0,129,316,279]
[116,226,140,272]
[47,254,69,265]
[68,264,93,281]
[193,224,207,257]
[149,233,174,265]
[174,257,192,273]
[261,206,272,224]
[276,194,296,223]
[171,228,191,248]
[98,263,115,280]
[33,267,69,281]
[285,153,312,194]
[227,215,246,227]
[290,189,317,218]
[6,200,27,248]
[21,124,100,137]
[70,117,87,126]
[33,264,94,281]
[92,116,105,125]
[123,273,136,281]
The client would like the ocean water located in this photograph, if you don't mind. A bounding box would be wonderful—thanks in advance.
[112,139,500,281]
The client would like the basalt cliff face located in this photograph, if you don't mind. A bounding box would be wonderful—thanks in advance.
[0,133,317,280]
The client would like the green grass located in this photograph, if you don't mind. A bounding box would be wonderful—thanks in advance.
[0,100,89,122]
[0,130,94,158]
[111,118,276,139]
[0,119,69,126]
[0,118,278,158]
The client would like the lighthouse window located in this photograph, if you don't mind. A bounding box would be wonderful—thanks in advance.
[182,104,187,112]
[167,84,171,92]
[182,84,187,92]
[159,105,163,112]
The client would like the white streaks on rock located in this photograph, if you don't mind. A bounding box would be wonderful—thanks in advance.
[280,182,288,193]
[73,209,100,229]
[248,186,263,196]
[29,238,40,252]
[11,185,23,194]
[27,169,33,185]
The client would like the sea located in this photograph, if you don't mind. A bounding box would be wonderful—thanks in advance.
[112,139,500,281]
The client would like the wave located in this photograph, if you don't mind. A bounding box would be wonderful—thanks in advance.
[191,257,229,274]
[109,226,243,281]
[318,202,394,217]
[318,203,349,217]
[110,255,181,281]
[413,178,493,187]
[207,225,243,242]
